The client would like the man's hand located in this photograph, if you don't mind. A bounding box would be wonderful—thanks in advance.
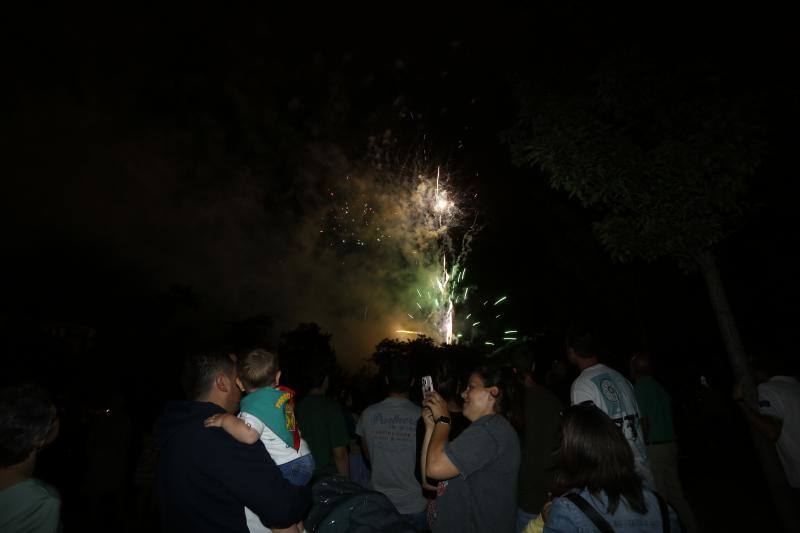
[733,381,783,443]
[333,446,349,477]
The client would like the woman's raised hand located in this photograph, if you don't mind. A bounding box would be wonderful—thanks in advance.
[422,405,435,429]
[423,391,449,420]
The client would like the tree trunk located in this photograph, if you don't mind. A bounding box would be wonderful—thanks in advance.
[696,249,799,532]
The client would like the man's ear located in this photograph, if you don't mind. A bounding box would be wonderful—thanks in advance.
[489,386,500,399]
[215,372,231,393]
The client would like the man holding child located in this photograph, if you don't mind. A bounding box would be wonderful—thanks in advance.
[158,351,311,533]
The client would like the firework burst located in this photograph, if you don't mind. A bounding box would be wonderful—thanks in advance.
[318,161,479,346]
[396,167,478,344]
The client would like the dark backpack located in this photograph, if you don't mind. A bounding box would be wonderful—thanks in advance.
[305,475,417,533]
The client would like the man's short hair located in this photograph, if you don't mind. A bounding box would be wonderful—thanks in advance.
[0,383,55,467]
[238,348,279,389]
[181,352,236,400]
[565,324,598,359]
[303,362,332,391]
[509,342,537,375]
[386,356,413,393]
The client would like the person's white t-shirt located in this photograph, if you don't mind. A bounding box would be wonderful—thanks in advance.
[571,363,652,485]
[758,376,800,487]
[239,412,310,466]
[238,412,312,533]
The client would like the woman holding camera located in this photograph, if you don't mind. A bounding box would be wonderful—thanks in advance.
[422,365,522,533]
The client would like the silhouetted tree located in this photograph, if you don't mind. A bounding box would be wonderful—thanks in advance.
[507,52,800,530]
[224,313,273,353]
[279,323,337,393]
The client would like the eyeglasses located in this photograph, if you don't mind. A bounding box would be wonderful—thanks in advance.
[464,382,487,392]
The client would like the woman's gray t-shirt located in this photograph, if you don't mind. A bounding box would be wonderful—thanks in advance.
[433,414,521,533]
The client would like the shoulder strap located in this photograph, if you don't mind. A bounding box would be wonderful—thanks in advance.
[564,493,615,533]
[652,492,670,533]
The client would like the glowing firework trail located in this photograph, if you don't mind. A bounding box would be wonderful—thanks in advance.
[399,165,475,345]
[455,290,518,348]
[438,255,454,344]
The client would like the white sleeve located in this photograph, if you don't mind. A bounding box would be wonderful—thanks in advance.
[571,378,597,407]
[238,411,266,435]
[757,384,783,420]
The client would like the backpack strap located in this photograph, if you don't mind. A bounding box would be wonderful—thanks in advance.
[652,492,670,533]
[564,493,615,533]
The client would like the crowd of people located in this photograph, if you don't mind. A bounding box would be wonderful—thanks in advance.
[2,325,800,532]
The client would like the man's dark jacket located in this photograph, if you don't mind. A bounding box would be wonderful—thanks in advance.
[157,401,311,532]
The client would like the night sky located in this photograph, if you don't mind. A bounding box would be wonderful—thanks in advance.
[3,6,799,396]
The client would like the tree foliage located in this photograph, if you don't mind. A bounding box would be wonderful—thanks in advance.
[279,322,336,391]
[507,54,764,265]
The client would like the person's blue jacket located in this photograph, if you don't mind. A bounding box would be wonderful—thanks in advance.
[545,488,681,532]
[157,400,311,532]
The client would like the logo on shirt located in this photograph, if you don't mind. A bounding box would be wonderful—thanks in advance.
[275,392,291,409]
[601,380,619,402]
[285,403,297,431]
